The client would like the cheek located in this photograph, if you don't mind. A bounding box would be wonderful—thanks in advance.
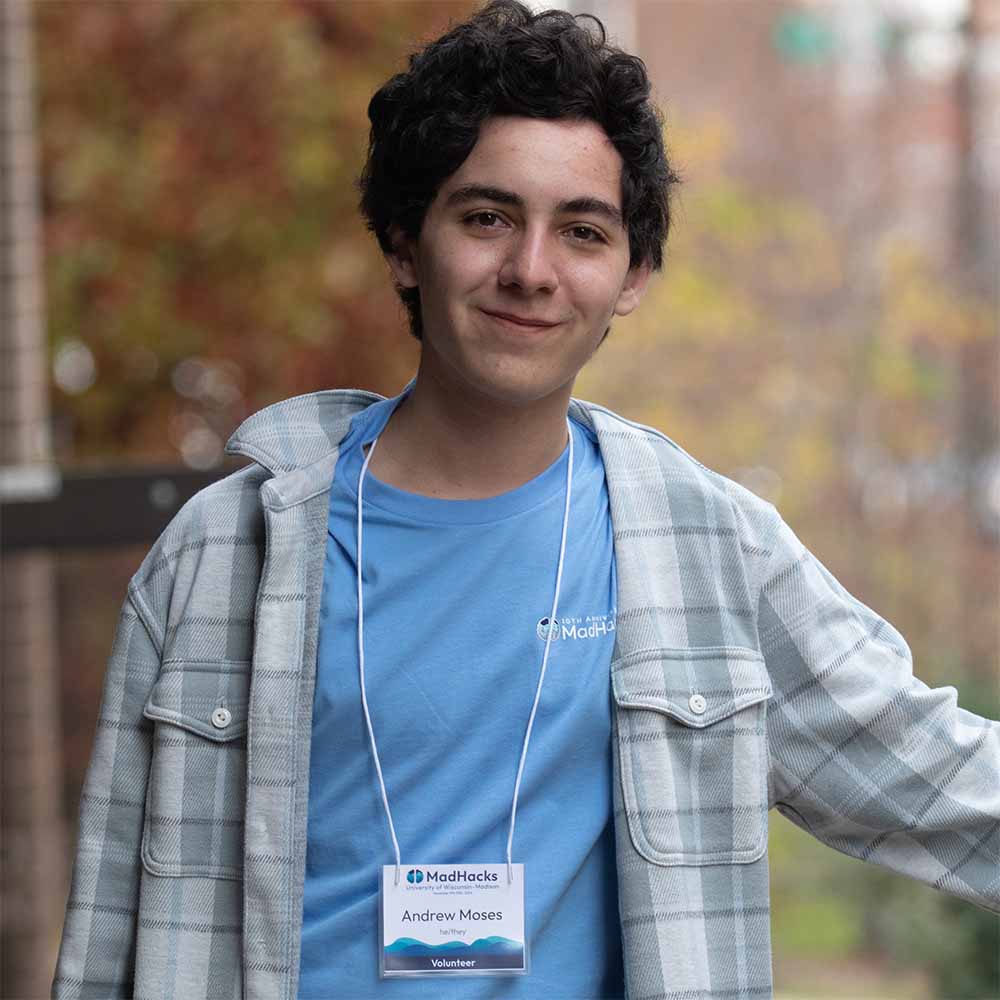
[425,244,501,296]
[570,262,628,316]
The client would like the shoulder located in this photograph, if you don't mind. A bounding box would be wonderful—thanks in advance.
[127,462,270,644]
[573,397,783,551]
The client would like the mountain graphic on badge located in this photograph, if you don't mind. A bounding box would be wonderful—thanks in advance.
[385,936,523,957]
[467,936,523,955]
[406,869,424,884]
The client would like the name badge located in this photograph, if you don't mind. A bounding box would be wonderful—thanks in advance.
[380,863,527,977]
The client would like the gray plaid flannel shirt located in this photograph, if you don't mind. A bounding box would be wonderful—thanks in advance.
[53,390,999,1000]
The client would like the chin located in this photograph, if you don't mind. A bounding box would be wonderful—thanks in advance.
[426,334,577,408]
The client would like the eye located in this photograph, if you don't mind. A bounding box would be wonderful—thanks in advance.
[465,211,507,230]
[567,225,606,244]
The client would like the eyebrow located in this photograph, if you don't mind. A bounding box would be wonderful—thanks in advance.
[443,184,624,229]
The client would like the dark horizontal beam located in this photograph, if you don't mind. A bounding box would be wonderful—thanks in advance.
[1,465,242,550]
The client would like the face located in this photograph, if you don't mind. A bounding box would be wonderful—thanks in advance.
[386,115,651,412]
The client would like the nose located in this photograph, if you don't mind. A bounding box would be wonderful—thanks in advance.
[497,227,559,294]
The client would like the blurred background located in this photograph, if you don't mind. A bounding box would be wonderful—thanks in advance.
[1,0,997,997]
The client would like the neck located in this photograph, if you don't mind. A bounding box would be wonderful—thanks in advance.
[367,368,573,500]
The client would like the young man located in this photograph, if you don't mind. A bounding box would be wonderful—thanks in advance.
[53,3,998,999]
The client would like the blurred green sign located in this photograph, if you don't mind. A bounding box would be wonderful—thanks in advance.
[773,10,835,64]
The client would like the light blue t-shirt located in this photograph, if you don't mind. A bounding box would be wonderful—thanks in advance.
[298,389,624,999]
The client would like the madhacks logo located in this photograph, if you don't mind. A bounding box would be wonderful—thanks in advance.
[425,869,498,883]
[405,867,498,885]
[536,611,616,643]
[536,617,561,642]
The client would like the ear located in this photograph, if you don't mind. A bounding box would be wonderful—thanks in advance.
[613,259,653,317]
[385,224,420,289]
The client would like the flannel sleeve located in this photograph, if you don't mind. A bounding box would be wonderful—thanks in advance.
[52,586,162,998]
[758,513,1000,913]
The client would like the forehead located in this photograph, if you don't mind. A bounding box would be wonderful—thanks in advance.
[439,115,625,210]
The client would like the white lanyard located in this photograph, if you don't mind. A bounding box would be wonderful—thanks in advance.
[355,419,574,885]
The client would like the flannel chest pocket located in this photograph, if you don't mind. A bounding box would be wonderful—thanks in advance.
[613,647,772,866]
[141,664,249,880]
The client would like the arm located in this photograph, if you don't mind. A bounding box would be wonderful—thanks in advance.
[52,584,162,998]
[759,513,999,913]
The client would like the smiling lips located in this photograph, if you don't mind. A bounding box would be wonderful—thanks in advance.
[481,309,561,329]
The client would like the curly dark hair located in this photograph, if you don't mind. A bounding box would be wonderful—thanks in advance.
[357,0,680,341]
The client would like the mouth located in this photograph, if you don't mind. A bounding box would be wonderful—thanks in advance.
[480,309,561,331]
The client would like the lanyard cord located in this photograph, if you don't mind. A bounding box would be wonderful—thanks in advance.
[356,420,574,885]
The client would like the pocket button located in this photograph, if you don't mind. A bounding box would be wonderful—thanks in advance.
[211,707,232,729]
[688,693,707,715]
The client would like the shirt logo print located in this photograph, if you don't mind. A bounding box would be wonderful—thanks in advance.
[537,612,617,643]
